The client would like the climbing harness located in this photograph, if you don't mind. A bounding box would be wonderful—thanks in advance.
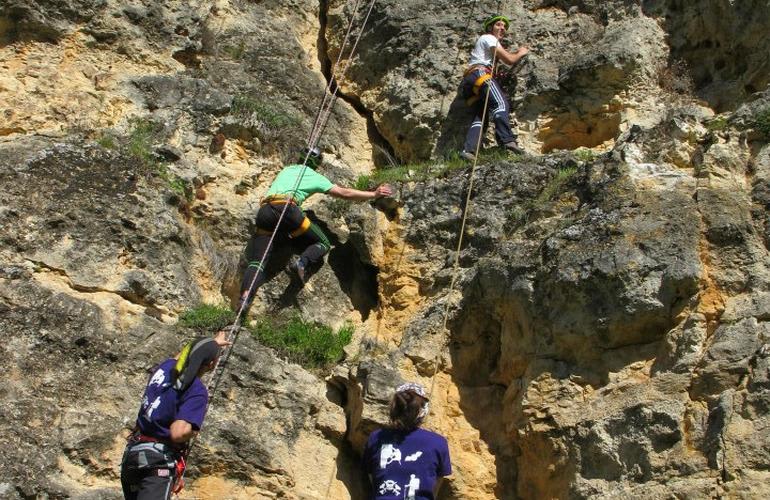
[463,66,494,106]
[176,0,381,495]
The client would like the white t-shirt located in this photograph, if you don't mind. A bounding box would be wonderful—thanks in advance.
[468,34,499,67]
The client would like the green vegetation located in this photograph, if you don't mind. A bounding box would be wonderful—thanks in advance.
[222,39,247,60]
[705,115,729,132]
[354,151,472,187]
[573,148,596,162]
[127,117,164,167]
[178,304,235,332]
[753,107,770,138]
[96,118,192,199]
[166,174,192,202]
[231,95,300,130]
[508,166,578,229]
[249,314,354,369]
[537,165,578,205]
[97,133,117,150]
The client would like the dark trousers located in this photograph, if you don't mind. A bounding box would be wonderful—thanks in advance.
[240,202,331,301]
[120,442,178,500]
[462,70,516,152]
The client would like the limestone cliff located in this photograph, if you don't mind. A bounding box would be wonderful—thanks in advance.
[1,1,770,499]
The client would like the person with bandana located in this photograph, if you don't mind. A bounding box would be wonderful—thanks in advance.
[363,383,452,500]
[120,331,231,499]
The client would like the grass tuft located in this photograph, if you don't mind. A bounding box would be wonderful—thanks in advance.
[353,151,477,187]
[127,117,163,167]
[706,116,729,132]
[231,95,300,130]
[508,166,578,230]
[178,304,235,332]
[249,315,354,370]
[573,148,596,163]
[753,107,770,138]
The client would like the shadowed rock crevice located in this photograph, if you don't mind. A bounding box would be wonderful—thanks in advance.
[318,0,398,165]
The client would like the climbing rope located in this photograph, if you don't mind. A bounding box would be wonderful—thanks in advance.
[175,0,380,495]
[310,0,378,148]
[428,5,505,404]
[212,0,378,402]
[308,0,366,147]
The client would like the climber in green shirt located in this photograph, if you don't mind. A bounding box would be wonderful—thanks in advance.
[238,147,392,312]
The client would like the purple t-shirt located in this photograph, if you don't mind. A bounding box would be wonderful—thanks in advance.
[364,428,451,500]
[135,359,209,440]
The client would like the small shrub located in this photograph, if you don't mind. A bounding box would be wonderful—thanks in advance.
[706,116,729,132]
[223,39,246,60]
[753,107,770,138]
[508,205,527,226]
[573,148,596,162]
[508,166,578,233]
[231,95,300,130]
[127,117,163,166]
[354,174,371,190]
[249,315,354,369]
[178,304,235,332]
[168,176,192,201]
[536,166,577,204]
[97,133,117,149]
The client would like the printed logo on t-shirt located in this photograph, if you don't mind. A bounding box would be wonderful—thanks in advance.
[143,395,162,418]
[377,444,423,498]
[376,475,421,499]
[406,474,421,499]
[379,444,402,469]
[378,479,401,496]
[149,368,166,387]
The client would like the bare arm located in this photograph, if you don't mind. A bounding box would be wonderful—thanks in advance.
[328,184,393,201]
[169,419,197,443]
[495,45,529,66]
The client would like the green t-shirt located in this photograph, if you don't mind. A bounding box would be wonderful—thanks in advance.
[265,164,335,206]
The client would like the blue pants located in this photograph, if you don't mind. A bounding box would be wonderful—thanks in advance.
[462,69,516,152]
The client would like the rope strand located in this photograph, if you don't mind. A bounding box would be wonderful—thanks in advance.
[428,23,501,403]
[176,1,380,495]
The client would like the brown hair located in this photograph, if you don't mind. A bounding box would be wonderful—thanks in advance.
[389,390,427,431]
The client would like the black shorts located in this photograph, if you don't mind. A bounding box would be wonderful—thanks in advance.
[120,442,179,500]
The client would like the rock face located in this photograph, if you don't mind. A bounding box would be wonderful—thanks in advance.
[2,0,770,499]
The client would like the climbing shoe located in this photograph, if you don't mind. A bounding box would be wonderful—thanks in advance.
[460,150,476,161]
[286,256,307,283]
[503,142,525,155]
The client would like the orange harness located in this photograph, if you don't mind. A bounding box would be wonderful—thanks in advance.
[464,65,493,106]
[257,196,312,238]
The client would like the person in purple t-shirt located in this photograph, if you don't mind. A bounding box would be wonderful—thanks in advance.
[120,331,230,500]
[363,382,452,500]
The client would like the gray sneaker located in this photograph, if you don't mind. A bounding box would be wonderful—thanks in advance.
[503,142,525,155]
[286,256,306,283]
[460,150,476,161]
